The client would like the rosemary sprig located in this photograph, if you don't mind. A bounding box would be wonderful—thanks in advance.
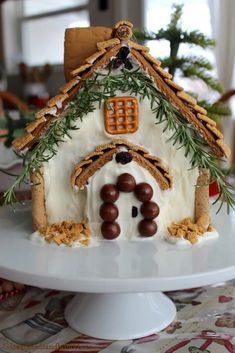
[2,67,235,212]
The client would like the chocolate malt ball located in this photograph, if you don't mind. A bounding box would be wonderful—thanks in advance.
[135,183,153,202]
[100,203,119,222]
[100,184,119,202]
[140,201,160,219]
[101,222,121,239]
[117,173,136,192]
[138,219,157,237]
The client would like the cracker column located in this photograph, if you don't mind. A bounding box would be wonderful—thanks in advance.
[195,168,210,226]
[31,169,47,230]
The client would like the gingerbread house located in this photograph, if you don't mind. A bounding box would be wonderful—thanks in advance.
[12,21,230,246]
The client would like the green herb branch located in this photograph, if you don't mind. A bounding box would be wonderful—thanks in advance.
[2,67,235,212]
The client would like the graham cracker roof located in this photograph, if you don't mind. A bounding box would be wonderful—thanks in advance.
[13,20,230,158]
[71,139,173,190]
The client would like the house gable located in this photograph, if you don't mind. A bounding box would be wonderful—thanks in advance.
[13,20,229,160]
[34,94,200,233]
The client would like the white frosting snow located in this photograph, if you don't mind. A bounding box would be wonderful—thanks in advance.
[43,92,200,243]
[163,230,219,246]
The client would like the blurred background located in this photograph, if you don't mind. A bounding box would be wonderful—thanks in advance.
[0,0,234,98]
[0,0,234,197]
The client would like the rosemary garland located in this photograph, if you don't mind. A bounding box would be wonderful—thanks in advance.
[2,67,235,213]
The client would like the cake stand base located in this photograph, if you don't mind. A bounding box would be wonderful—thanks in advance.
[65,292,176,340]
[1,204,235,340]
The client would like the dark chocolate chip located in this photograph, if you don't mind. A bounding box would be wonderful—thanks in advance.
[115,151,133,164]
[117,46,130,60]
[132,206,138,218]
[112,58,123,69]
[124,59,133,70]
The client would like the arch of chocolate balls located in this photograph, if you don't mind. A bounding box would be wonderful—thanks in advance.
[100,172,160,240]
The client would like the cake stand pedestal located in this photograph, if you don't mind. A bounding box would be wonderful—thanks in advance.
[65,292,176,339]
[0,204,235,340]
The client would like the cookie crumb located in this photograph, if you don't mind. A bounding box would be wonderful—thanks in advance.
[41,220,91,246]
[167,218,214,244]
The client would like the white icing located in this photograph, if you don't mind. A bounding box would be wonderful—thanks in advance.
[117,145,129,152]
[55,98,65,109]
[163,230,219,247]
[43,81,199,242]
[30,229,219,248]
[49,107,58,116]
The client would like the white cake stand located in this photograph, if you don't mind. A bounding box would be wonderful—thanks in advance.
[0,204,235,340]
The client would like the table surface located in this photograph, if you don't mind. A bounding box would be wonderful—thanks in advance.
[0,203,235,293]
[0,281,234,352]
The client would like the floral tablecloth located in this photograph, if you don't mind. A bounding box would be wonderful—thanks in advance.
[0,281,235,353]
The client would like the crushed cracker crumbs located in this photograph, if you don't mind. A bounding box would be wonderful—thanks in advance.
[40,220,91,247]
[167,218,214,244]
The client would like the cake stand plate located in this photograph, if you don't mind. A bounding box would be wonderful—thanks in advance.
[0,204,235,339]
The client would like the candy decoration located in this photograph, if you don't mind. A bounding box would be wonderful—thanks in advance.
[132,206,138,218]
[124,60,133,70]
[115,151,133,164]
[112,47,133,70]
[135,182,153,202]
[117,46,130,59]
[112,58,123,69]
[100,173,160,239]
[140,201,160,219]
[138,219,157,237]
[117,173,136,192]
[100,184,119,202]
[101,221,120,239]
[100,203,119,222]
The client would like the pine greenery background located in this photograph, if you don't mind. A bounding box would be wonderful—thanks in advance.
[134,3,231,122]
[0,3,231,147]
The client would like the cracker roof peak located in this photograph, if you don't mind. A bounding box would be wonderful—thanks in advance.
[12,21,230,159]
